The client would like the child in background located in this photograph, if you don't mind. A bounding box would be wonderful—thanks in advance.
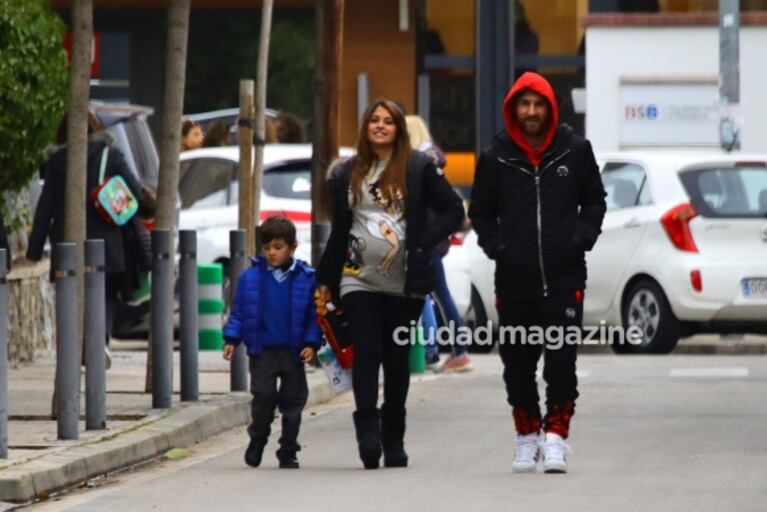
[223,216,322,469]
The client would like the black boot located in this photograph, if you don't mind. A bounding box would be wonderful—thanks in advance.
[353,409,381,469]
[244,440,265,468]
[381,404,408,468]
[276,447,300,469]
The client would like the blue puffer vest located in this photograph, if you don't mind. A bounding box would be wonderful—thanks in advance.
[223,257,322,361]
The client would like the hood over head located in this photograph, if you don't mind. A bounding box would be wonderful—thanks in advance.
[502,72,559,166]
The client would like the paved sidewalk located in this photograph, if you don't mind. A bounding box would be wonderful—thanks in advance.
[0,343,335,504]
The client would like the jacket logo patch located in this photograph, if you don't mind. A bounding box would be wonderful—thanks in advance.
[565,307,576,318]
[557,165,569,177]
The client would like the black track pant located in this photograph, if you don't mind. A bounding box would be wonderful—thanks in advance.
[497,291,581,410]
[341,292,424,415]
[248,348,308,452]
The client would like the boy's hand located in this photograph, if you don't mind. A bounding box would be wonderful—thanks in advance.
[223,344,235,361]
[300,347,315,364]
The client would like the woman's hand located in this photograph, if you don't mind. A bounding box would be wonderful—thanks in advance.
[315,285,331,316]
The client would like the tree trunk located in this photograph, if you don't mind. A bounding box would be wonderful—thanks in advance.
[311,0,344,267]
[251,0,274,257]
[147,0,190,392]
[53,0,92,418]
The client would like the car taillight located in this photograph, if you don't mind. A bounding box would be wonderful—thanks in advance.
[449,233,465,246]
[690,270,702,292]
[660,203,698,253]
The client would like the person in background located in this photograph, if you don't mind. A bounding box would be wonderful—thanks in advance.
[203,120,231,147]
[275,112,306,143]
[316,100,464,469]
[405,115,473,373]
[27,112,146,368]
[223,216,321,469]
[181,119,204,151]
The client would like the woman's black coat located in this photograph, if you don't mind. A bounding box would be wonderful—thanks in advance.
[317,150,465,298]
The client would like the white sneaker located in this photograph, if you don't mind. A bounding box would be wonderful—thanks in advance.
[512,433,541,473]
[542,432,570,473]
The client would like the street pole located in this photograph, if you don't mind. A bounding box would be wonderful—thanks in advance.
[719,0,740,151]
[238,80,255,255]
[229,230,248,391]
[179,230,199,402]
[84,240,107,430]
[151,229,173,409]
[55,243,79,440]
[253,0,274,257]
[311,0,344,267]
[0,250,8,457]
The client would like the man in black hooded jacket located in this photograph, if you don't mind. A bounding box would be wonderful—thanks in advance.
[470,72,606,474]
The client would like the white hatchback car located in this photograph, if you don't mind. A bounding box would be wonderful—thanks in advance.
[178,144,352,267]
[463,150,767,353]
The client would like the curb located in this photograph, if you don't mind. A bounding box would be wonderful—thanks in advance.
[577,340,767,355]
[0,377,335,503]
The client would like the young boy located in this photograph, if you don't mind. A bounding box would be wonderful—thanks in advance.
[223,216,322,469]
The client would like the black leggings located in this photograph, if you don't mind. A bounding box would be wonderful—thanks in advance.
[341,292,424,415]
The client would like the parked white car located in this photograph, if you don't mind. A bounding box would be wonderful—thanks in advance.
[462,150,767,353]
[178,144,353,268]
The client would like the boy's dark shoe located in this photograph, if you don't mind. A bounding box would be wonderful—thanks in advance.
[276,448,300,469]
[245,440,265,468]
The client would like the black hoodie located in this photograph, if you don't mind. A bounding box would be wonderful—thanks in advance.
[469,74,607,299]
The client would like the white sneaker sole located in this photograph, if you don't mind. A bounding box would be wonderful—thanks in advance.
[512,463,538,473]
[543,462,567,474]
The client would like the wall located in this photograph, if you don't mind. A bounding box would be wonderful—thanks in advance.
[586,20,767,153]
[339,0,416,146]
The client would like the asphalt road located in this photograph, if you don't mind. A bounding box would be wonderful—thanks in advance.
[27,354,767,512]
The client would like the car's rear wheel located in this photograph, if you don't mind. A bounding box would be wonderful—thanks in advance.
[616,279,680,354]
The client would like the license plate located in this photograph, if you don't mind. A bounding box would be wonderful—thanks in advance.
[742,278,767,298]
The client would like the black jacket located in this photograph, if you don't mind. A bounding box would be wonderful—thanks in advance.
[469,127,607,298]
[27,136,142,277]
[317,151,464,298]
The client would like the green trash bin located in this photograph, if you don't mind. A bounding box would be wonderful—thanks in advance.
[198,263,224,350]
[409,325,426,374]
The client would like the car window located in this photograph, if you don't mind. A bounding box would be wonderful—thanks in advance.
[680,166,767,218]
[228,163,312,203]
[601,162,651,210]
[178,158,234,209]
[263,164,312,200]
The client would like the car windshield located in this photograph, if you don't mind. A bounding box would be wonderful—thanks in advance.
[680,166,767,218]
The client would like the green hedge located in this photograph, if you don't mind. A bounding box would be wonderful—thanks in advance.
[0,1,68,208]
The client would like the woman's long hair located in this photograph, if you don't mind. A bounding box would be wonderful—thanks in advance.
[349,100,411,213]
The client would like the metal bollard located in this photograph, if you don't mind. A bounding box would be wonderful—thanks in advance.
[0,250,8,457]
[84,240,107,430]
[151,229,173,409]
[55,243,79,439]
[179,230,199,401]
[229,230,248,391]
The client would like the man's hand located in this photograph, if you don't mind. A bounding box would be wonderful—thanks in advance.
[315,285,331,316]
[300,347,315,364]
[223,344,235,361]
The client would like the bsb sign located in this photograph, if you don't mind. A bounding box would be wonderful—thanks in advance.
[619,77,720,148]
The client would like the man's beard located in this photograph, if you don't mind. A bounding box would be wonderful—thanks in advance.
[519,116,547,137]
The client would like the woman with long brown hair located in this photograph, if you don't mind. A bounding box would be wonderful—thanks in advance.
[317,100,464,469]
